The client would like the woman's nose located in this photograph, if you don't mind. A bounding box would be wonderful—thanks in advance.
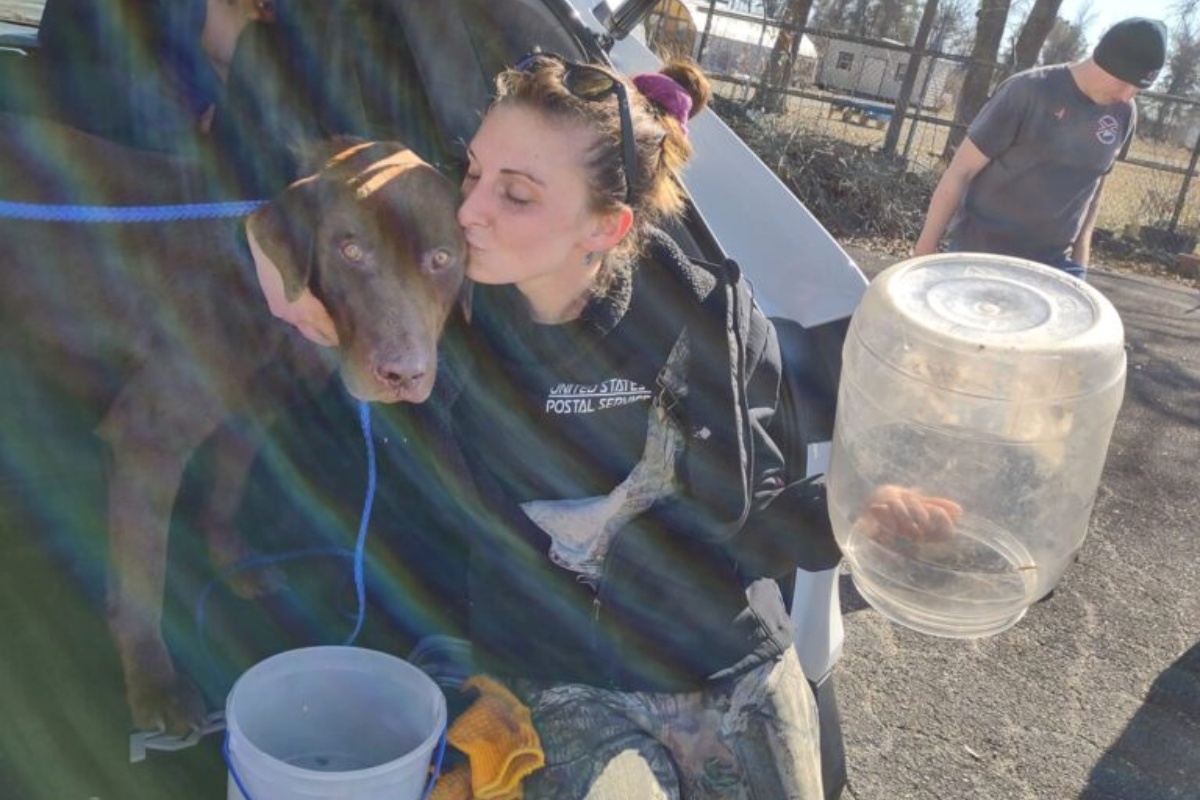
[457,184,484,229]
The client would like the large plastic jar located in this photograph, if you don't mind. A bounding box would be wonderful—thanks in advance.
[828,253,1126,637]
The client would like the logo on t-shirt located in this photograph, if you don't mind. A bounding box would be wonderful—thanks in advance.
[1053,107,1067,121]
[545,379,652,414]
[1096,115,1121,146]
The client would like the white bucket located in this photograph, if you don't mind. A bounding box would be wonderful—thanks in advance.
[225,646,447,800]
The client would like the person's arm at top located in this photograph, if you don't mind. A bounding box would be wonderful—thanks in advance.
[913,137,992,256]
[1071,177,1106,267]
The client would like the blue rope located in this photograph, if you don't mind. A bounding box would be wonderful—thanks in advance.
[201,400,448,800]
[0,199,264,223]
[194,398,376,672]
[345,398,377,646]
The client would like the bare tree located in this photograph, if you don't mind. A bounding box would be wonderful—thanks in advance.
[1066,0,1097,45]
[1011,0,1066,70]
[943,0,1012,157]
[752,0,818,111]
[812,0,855,32]
[1041,16,1088,64]
[929,0,974,54]
[850,0,873,36]
[1163,1,1200,95]
[1149,0,1200,141]
[870,0,922,41]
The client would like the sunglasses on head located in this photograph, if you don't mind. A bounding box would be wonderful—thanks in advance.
[514,52,638,205]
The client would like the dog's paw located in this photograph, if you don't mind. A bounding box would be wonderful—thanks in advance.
[209,537,289,599]
[128,670,209,738]
[224,561,288,600]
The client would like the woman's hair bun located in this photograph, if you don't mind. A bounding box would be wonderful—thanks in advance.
[658,59,711,119]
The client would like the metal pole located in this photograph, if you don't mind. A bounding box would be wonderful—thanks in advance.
[884,0,938,156]
[697,0,718,67]
[1169,119,1200,234]
[903,29,945,161]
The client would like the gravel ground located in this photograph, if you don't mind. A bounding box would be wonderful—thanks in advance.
[842,234,1200,290]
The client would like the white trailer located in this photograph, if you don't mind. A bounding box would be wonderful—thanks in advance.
[817,38,953,108]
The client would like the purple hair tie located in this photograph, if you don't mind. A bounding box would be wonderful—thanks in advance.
[632,73,693,135]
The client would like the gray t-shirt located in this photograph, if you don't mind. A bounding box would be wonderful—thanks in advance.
[950,64,1135,263]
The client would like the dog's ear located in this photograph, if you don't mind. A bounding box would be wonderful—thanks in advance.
[247,174,318,300]
[245,176,339,347]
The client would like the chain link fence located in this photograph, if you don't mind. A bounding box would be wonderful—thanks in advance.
[643,2,1200,254]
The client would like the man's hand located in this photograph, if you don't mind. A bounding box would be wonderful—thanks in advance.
[858,485,963,546]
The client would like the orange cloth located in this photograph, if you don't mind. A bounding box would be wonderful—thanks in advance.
[428,764,473,800]
[428,675,545,800]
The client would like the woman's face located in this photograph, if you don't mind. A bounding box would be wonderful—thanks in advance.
[458,103,612,303]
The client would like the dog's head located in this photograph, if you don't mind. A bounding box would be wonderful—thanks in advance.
[246,140,467,403]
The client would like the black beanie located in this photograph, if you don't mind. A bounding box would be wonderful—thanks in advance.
[1093,18,1168,89]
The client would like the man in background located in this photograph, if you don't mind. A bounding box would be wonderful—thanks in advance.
[914,17,1168,278]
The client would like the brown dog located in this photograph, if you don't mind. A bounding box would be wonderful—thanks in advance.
[0,115,466,735]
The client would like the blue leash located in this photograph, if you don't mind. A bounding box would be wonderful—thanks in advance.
[196,398,376,662]
[0,199,264,222]
[214,400,446,800]
[347,397,377,645]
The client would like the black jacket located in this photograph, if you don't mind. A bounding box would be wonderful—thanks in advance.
[441,230,836,691]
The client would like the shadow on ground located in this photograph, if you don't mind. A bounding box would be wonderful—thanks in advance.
[1083,643,1200,800]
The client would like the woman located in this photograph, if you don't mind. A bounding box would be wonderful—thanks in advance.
[443,52,958,799]
[442,51,829,800]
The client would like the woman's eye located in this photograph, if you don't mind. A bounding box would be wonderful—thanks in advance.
[503,191,531,207]
[340,240,364,262]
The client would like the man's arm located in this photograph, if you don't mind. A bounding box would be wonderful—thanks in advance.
[914,137,992,256]
[1071,177,1106,267]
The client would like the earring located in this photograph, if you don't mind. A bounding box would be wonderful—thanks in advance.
[583,251,599,266]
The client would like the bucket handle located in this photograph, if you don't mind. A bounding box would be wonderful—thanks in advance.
[224,726,448,800]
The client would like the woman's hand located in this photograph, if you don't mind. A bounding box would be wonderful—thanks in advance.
[858,485,963,546]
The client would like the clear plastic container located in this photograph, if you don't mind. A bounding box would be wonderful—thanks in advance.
[828,254,1126,637]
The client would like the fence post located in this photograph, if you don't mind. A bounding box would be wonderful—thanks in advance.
[884,0,939,157]
[696,0,718,67]
[1170,126,1200,236]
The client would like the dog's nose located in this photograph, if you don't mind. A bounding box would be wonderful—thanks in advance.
[373,354,428,389]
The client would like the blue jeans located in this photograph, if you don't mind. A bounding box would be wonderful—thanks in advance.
[948,245,1087,280]
[1042,254,1087,279]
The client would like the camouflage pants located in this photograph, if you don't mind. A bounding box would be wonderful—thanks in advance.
[514,647,824,800]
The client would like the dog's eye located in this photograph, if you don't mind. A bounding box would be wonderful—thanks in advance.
[340,241,365,263]
[427,248,453,272]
